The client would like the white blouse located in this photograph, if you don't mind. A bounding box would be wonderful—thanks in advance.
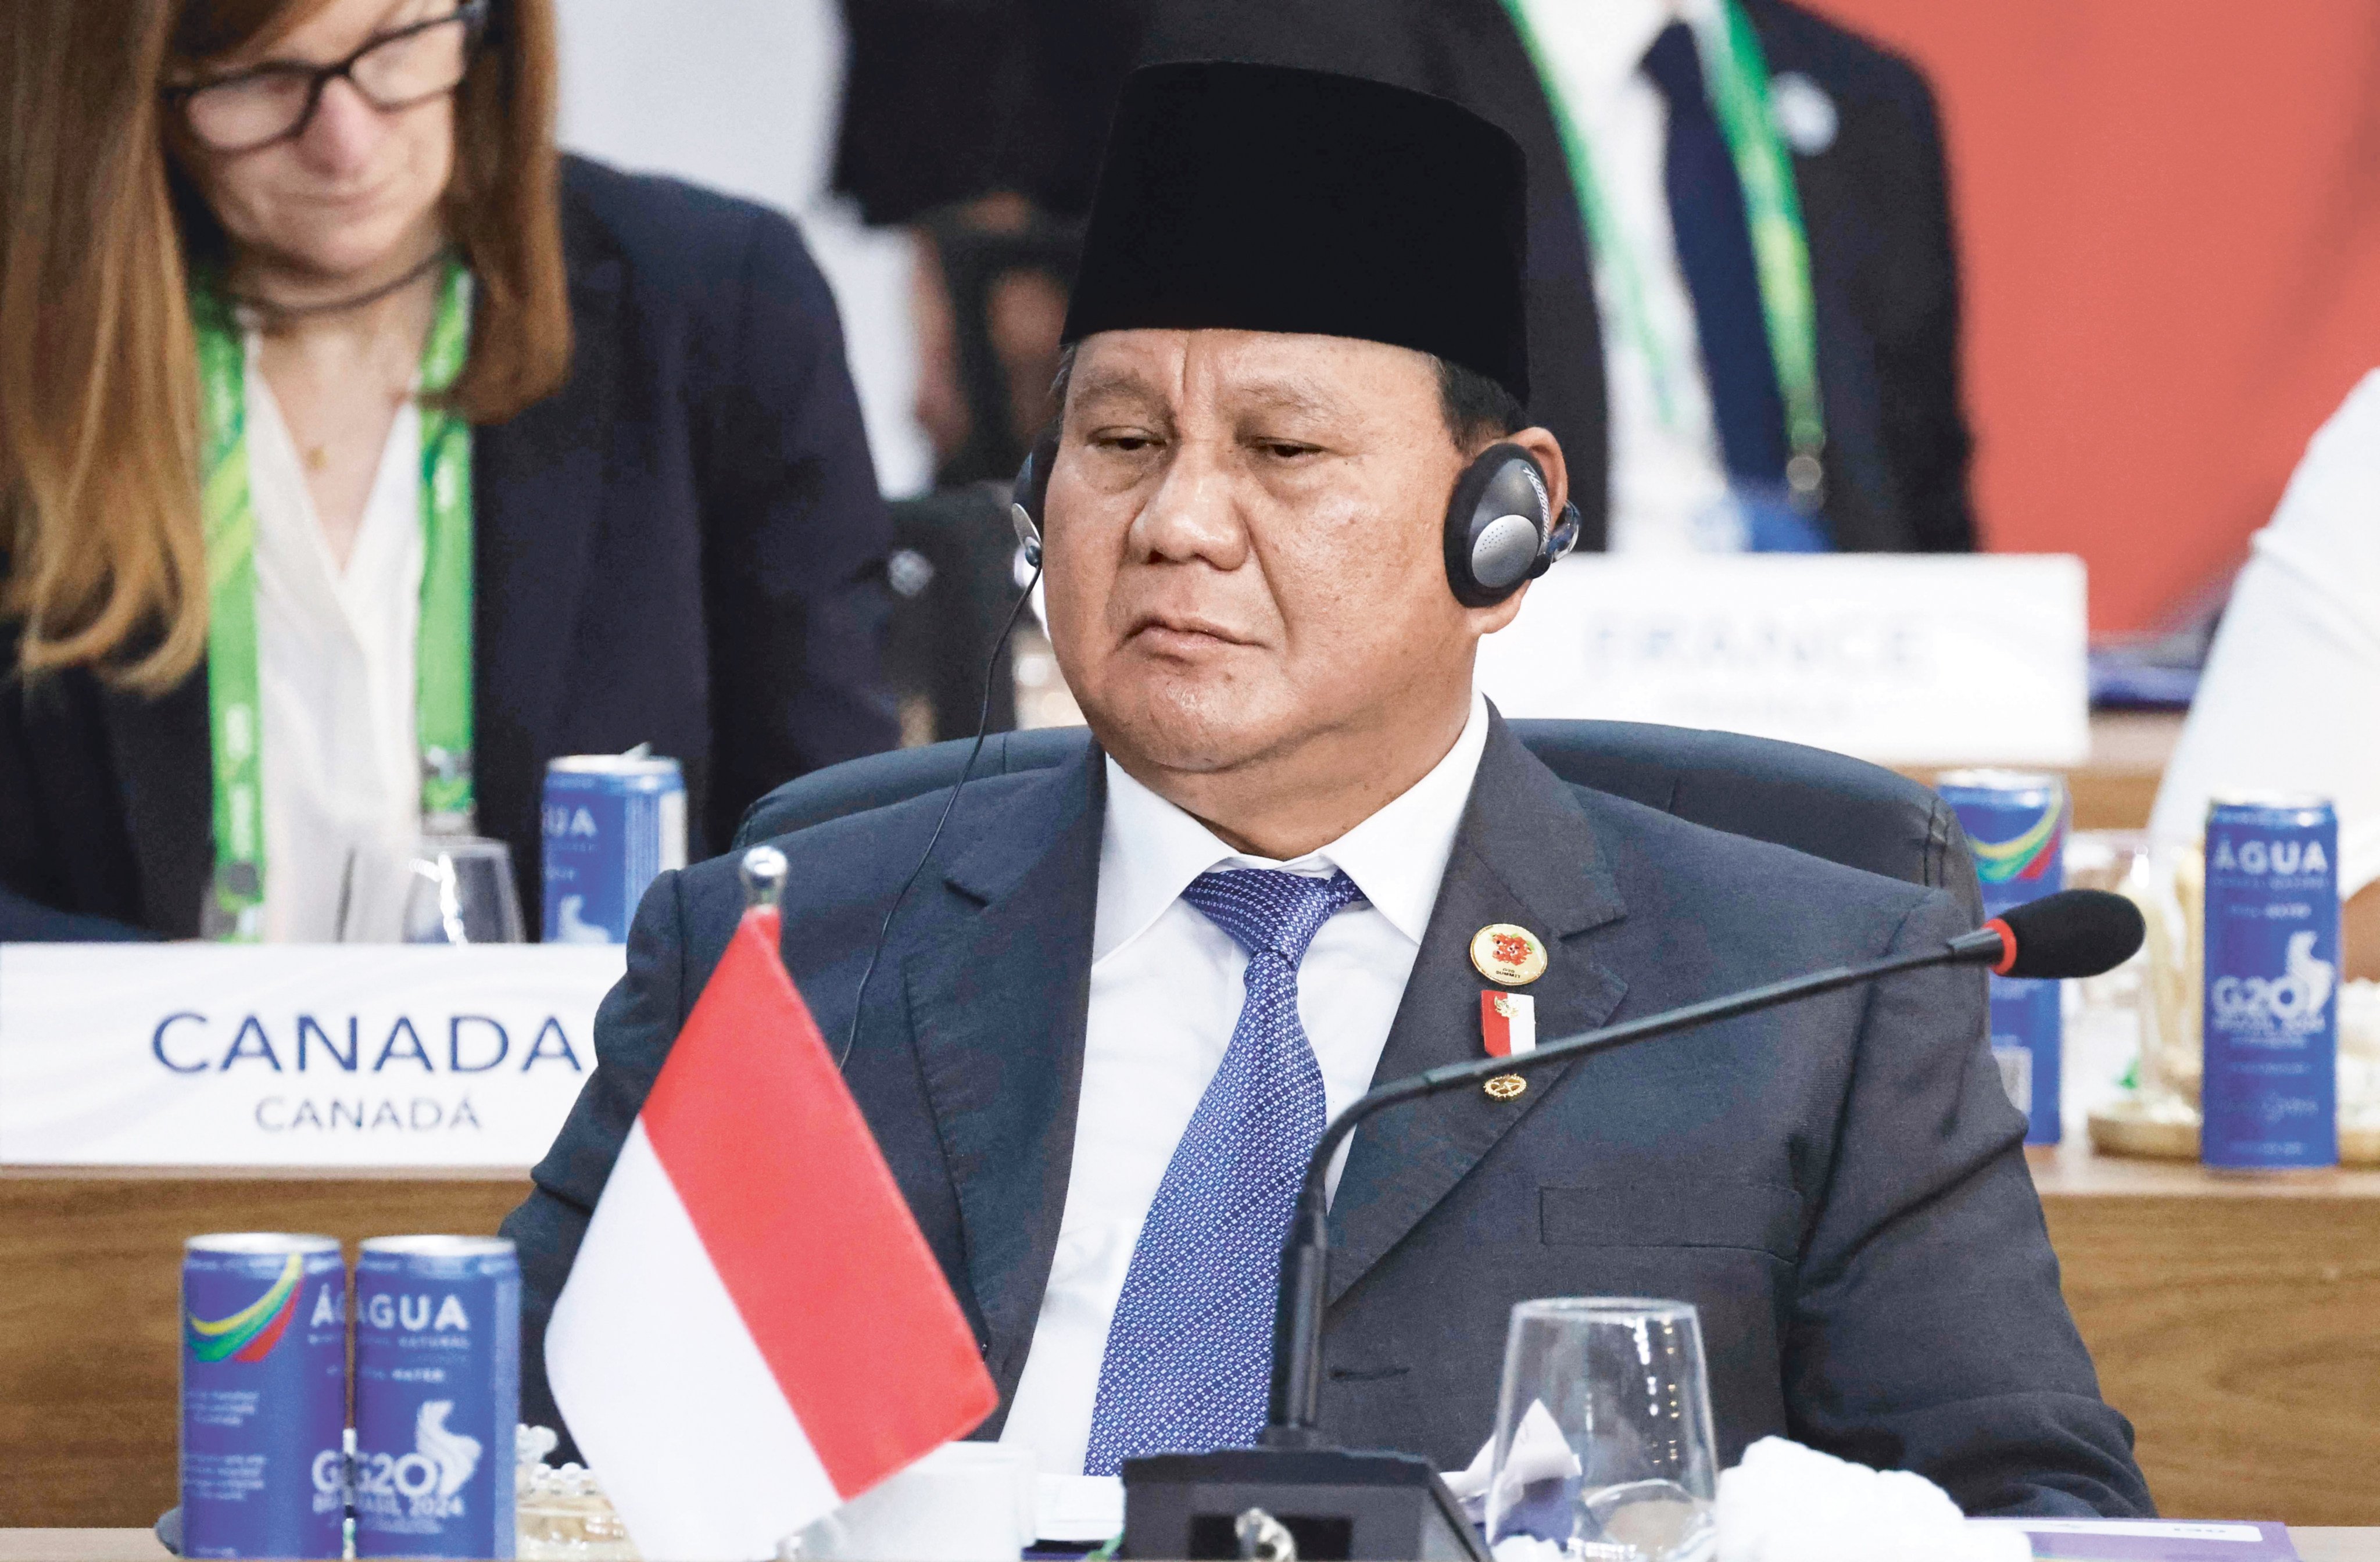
[244,335,427,943]
[2151,369,2380,898]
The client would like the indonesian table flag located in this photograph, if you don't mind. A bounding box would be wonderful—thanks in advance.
[547,880,998,1560]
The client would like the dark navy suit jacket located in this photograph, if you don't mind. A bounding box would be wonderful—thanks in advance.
[504,713,2151,1517]
[0,156,896,941]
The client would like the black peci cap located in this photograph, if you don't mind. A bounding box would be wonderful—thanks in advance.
[1062,60,1531,403]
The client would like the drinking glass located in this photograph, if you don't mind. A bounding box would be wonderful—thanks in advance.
[2063,831,2157,1130]
[1484,1299,1717,1562]
[399,835,525,944]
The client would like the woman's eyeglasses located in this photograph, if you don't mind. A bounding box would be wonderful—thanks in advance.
[163,0,490,154]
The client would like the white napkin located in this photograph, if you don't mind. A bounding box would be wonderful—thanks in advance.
[1440,1400,1584,1522]
[1441,1431,2032,1562]
[1713,1438,2031,1562]
[1486,1535,1570,1562]
[1034,1474,1125,1545]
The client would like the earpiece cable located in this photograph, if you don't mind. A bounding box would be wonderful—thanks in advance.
[839,555,1046,1069]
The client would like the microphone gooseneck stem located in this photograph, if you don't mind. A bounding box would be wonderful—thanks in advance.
[1263,928,2002,1435]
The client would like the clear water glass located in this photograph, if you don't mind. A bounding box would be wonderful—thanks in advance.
[399,835,526,944]
[2063,830,2158,1127]
[1485,1298,1718,1562]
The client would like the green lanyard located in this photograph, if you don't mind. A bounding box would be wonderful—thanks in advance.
[1499,0,1826,508]
[191,259,476,940]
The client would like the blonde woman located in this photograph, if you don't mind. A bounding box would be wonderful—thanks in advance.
[1,0,894,941]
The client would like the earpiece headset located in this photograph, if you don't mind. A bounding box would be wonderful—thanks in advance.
[846,424,1579,1067]
[1008,422,1060,570]
[1007,427,1579,603]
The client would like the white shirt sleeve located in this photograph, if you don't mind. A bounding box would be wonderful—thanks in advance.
[2150,369,2380,897]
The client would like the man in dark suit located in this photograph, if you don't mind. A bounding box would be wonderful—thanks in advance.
[510,63,2142,1516]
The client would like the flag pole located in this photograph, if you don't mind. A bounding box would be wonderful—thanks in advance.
[740,845,788,925]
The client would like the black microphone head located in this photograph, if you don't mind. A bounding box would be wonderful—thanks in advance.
[1988,889,2145,979]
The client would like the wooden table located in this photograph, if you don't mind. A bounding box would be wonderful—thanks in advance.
[0,1168,527,1529]
[2028,1141,2380,1524]
[2066,710,2186,832]
[1909,710,2185,833]
[8,1145,2379,1531]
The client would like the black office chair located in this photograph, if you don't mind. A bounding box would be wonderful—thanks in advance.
[884,483,1023,744]
[734,721,1982,920]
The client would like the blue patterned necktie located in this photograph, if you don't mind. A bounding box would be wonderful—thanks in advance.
[1082,866,1365,1475]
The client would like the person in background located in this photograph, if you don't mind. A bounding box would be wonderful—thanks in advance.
[833,0,1976,555]
[834,0,1125,488]
[0,0,894,943]
[1143,0,1976,554]
[2151,371,2380,980]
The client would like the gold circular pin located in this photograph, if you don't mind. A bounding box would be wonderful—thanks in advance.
[1469,923,1548,986]
[1484,1074,1527,1101]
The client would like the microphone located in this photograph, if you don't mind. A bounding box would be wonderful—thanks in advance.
[1119,888,2145,1560]
[1969,887,2145,980]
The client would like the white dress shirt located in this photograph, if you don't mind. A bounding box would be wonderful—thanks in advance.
[998,692,1494,1478]
[245,340,428,943]
[1511,0,1742,553]
[2151,369,2380,898]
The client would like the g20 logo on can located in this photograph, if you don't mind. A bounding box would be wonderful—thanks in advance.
[356,1400,484,1520]
[310,1446,350,1515]
[2210,931,2336,1036]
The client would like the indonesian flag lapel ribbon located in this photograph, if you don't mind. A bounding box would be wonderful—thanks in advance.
[547,850,997,1561]
[1480,990,1537,1059]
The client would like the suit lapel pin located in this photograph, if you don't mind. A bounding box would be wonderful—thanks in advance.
[1480,991,1537,1101]
[1770,71,1839,156]
[1480,990,1537,1058]
[1470,923,1547,986]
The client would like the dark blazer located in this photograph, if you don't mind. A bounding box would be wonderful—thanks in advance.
[505,712,2149,1517]
[0,156,897,941]
[1137,0,1976,552]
